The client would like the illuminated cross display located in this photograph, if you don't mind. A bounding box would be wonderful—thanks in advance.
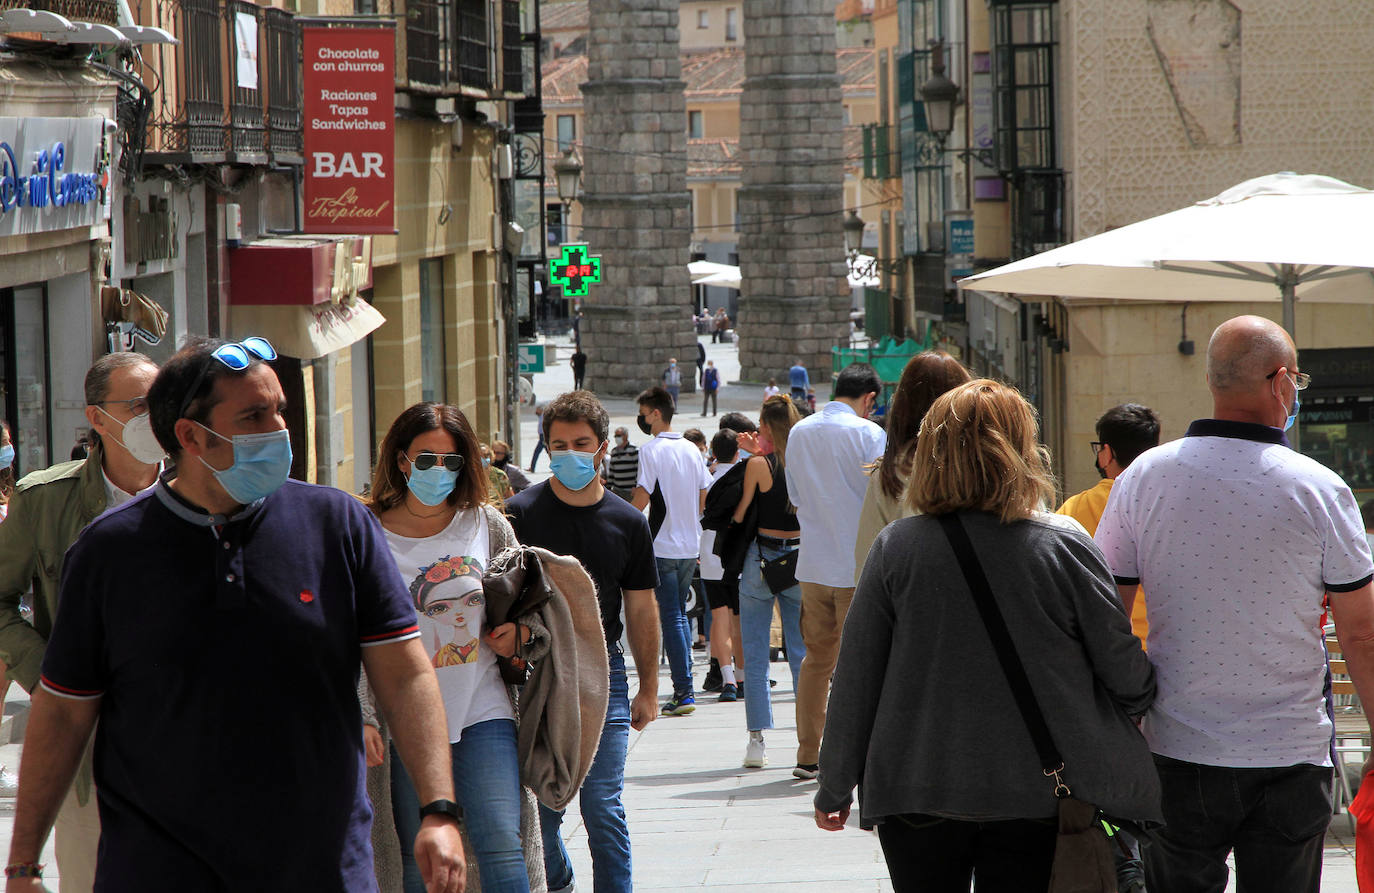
[549,243,603,297]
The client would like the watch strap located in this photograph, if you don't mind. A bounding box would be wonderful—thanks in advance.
[418,798,462,822]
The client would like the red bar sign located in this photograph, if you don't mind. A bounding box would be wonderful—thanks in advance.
[302,26,395,234]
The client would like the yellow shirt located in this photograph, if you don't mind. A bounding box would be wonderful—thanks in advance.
[1056,478,1149,647]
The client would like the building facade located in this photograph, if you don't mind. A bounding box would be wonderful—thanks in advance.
[0,0,526,492]
[867,0,1374,501]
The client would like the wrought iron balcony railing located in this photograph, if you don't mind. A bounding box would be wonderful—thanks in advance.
[140,0,302,164]
[404,0,523,97]
[0,0,117,25]
[264,6,302,159]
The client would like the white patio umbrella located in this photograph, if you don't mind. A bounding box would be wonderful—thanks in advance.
[688,260,739,285]
[959,172,1374,335]
[693,267,742,289]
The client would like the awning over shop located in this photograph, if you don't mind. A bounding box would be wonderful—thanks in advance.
[227,234,381,358]
[227,297,385,360]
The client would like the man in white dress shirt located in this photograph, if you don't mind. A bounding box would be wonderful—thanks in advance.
[783,363,885,780]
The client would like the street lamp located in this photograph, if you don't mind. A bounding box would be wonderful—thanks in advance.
[553,147,583,206]
[918,38,996,168]
[843,209,865,256]
[842,209,903,279]
[843,209,874,278]
[917,39,959,145]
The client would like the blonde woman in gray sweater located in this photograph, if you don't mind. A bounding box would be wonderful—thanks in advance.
[815,380,1160,892]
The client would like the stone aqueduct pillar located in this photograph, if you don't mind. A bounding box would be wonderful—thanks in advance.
[735,0,850,385]
[580,0,697,397]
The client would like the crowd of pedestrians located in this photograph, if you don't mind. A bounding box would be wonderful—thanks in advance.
[0,314,1370,893]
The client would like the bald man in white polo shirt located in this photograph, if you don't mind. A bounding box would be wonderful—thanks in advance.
[1096,315,1374,893]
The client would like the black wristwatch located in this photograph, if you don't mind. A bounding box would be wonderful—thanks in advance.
[419,799,462,823]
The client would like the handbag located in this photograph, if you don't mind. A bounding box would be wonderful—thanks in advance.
[936,513,1116,893]
[758,544,799,594]
[483,546,555,685]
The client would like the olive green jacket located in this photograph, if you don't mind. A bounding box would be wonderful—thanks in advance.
[0,440,112,805]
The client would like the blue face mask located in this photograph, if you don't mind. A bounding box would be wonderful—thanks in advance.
[0,444,13,468]
[406,464,458,506]
[549,448,600,491]
[196,425,293,505]
[1284,393,1301,432]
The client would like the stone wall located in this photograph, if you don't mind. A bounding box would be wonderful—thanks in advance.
[581,0,697,397]
[736,0,850,386]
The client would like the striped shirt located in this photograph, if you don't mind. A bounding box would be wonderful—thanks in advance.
[606,443,640,492]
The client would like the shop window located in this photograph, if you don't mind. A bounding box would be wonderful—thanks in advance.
[992,2,1057,172]
[688,110,704,139]
[547,203,565,245]
[0,287,51,474]
[556,114,576,152]
[419,260,446,404]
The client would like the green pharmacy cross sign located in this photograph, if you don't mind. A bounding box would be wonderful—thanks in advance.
[550,243,603,297]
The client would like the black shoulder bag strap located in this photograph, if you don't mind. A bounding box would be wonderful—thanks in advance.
[936,513,1071,797]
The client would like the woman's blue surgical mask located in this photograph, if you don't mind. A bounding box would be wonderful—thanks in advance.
[196,424,293,505]
[0,444,13,468]
[549,448,600,491]
[406,464,458,506]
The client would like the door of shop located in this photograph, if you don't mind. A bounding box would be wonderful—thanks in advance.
[0,285,52,475]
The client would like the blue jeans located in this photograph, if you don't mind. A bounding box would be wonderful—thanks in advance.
[392,718,529,893]
[539,651,633,893]
[654,556,696,697]
[738,540,805,732]
[529,437,546,471]
[1143,754,1332,893]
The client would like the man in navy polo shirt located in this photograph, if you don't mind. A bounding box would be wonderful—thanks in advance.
[4,338,465,892]
[1097,315,1374,893]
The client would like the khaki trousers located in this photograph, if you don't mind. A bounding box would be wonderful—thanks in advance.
[795,582,855,766]
[54,781,101,892]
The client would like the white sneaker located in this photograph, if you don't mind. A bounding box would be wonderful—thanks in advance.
[743,731,767,768]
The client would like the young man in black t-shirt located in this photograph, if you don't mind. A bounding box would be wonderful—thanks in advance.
[505,390,660,893]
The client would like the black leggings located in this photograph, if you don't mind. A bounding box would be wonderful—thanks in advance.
[876,813,1056,893]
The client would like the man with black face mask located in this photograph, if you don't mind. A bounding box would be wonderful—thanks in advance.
[1055,403,1160,647]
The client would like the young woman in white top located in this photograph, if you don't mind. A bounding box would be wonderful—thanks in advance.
[368,402,539,893]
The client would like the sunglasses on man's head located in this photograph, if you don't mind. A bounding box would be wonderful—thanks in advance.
[178,336,279,419]
[407,451,464,472]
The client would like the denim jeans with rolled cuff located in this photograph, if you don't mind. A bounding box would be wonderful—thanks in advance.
[654,556,697,697]
[539,650,633,893]
[737,539,804,732]
[391,718,530,893]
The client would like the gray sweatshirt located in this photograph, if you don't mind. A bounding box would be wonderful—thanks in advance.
[815,510,1162,828]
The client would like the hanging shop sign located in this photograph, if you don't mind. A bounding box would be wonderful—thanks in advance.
[0,116,110,238]
[302,24,395,234]
[549,243,602,297]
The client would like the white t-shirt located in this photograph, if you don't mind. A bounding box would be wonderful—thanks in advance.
[384,507,513,743]
[699,461,738,581]
[637,431,711,560]
[785,402,887,587]
[1095,420,1374,768]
